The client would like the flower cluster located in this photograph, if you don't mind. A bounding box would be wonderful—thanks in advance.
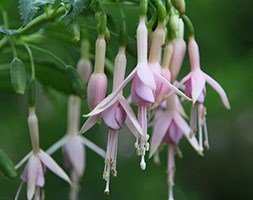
[79,0,230,199]
[11,0,230,200]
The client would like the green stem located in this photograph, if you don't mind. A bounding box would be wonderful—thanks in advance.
[1,8,9,29]
[0,6,65,51]
[27,44,67,67]
[9,38,17,58]
[24,44,36,80]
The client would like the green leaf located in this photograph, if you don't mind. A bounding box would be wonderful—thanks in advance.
[63,0,90,20]
[0,26,19,35]
[19,0,56,25]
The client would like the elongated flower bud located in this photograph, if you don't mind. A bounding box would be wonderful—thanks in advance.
[172,0,186,15]
[77,59,92,84]
[169,39,186,81]
[0,149,17,178]
[69,20,80,42]
[10,57,26,94]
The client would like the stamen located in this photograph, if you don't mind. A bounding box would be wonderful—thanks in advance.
[104,175,110,196]
[140,155,146,170]
[103,160,110,195]
[190,104,198,137]
[137,105,149,170]
[198,104,203,152]
[203,115,209,149]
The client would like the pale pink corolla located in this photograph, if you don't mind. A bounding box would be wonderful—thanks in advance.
[21,150,71,200]
[20,108,71,200]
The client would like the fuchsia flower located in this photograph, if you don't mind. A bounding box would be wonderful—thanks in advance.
[150,94,201,200]
[150,94,201,157]
[80,47,144,194]
[179,37,230,150]
[19,108,71,200]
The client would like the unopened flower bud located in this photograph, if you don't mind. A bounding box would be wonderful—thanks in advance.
[170,14,180,37]
[169,39,186,81]
[172,0,186,15]
[0,149,17,179]
[77,59,92,84]
[69,20,80,42]
[87,73,107,110]
[10,57,26,95]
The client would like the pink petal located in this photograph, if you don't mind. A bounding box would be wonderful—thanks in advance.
[116,105,127,127]
[64,135,84,177]
[80,115,100,134]
[164,120,183,144]
[102,103,121,130]
[137,63,156,90]
[173,113,201,153]
[38,150,71,185]
[133,76,155,103]
[177,72,192,87]
[153,71,192,101]
[150,112,172,157]
[27,155,40,200]
[204,72,231,109]
[191,70,206,103]
[36,162,45,187]
[118,96,144,137]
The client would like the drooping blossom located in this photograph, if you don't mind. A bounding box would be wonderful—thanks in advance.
[179,37,230,150]
[150,94,202,200]
[80,47,144,194]
[63,96,106,200]
[19,108,71,200]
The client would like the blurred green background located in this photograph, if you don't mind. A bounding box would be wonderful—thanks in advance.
[0,0,253,199]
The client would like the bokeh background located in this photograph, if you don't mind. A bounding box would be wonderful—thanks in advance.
[0,0,253,199]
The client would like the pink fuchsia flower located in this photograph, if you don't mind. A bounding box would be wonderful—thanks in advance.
[150,94,201,157]
[19,108,71,200]
[150,94,202,200]
[179,37,230,150]
[21,150,71,200]
[61,95,106,199]
[80,47,144,194]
